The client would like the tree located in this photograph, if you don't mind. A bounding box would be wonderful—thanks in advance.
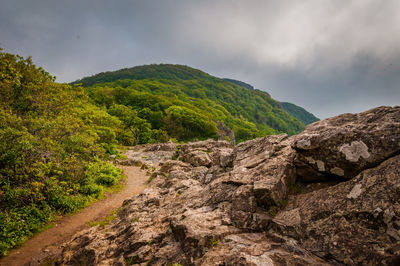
[108,104,153,145]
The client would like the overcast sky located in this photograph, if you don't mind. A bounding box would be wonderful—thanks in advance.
[1,0,399,118]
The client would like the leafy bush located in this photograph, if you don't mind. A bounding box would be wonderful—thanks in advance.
[0,50,124,256]
[79,184,104,198]
[85,161,122,187]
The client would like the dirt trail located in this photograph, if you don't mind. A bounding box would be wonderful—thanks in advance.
[0,166,148,266]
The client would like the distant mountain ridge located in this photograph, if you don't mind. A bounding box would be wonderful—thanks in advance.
[281,102,319,125]
[73,64,315,142]
[223,78,318,125]
[223,78,255,91]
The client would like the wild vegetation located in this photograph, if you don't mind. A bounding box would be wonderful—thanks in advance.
[74,64,307,143]
[0,52,316,256]
[0,50,125,255]
[281,102,319,125]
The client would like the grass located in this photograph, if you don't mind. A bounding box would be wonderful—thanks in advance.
[288,181,302,195]
[208,237,220,248]
[268,198,289,216]
[88,209,118,228]
[125,257,135,265]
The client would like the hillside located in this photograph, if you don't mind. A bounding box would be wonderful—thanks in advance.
[222,79,319,125]
[281,102,319,124]
[73,64,310,143]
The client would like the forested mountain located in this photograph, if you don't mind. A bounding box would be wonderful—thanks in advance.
[73,64,309,143]
[281,102,319,125]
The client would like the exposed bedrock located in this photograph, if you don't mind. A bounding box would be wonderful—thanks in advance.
[57,106,400,265]
[293,106,400,181]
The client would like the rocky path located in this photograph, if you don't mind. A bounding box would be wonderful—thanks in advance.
[0,166,148,266]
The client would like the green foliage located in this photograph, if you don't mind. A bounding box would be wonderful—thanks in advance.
[79,183,104,198]
[281,102,319,125]
[208,237,220,248]
[0,50,124,256]
[88,209,118,228]
[75,64,307,143]
[84,161,123,187]
[164,105,218,140]
[125,257,136,265]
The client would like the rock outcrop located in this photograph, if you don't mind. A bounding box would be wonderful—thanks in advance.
[272,154,400,265]
[57,106,400,265]
[216,121,236,145]
[293,106,400,181]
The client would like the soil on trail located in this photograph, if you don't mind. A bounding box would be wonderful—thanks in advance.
[0,166,148,266]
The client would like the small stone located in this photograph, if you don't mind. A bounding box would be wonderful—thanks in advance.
[347,184,363,199]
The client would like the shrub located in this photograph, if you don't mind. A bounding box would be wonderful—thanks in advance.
[79,184,104,198]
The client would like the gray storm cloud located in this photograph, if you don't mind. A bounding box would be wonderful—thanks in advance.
[1,0,399,118]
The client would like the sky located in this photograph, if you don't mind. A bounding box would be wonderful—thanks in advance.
[1,0,399,119]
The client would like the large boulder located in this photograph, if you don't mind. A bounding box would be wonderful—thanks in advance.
[229,134,296,208]
[208,134,297,231]
[272,154,400,265]
[180,139,233,169]
[293,106,400,181]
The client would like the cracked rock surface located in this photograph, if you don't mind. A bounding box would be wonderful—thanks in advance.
[293,106,400,181]
[57,106,400,265]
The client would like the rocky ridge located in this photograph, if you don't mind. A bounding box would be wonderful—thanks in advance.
[58,106,400,265]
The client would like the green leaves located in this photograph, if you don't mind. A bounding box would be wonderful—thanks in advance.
[0,50,125,255]
[75,64,307,143]
[164,105,218,140]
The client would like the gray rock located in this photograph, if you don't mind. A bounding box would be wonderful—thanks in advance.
[57,106,400,266]
[293,106,400,180]
[272,154,400,265]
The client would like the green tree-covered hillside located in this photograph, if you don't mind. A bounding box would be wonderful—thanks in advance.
[281,102,319,125]
[74,64,307,143]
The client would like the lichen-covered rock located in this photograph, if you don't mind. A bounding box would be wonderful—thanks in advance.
[57,106,400,266]
[120,143,177,171]
[216,121,236,145]
[180,139,233,169]
[183,150,212,167]
[272,154,400,265]
[144,142,177,152]
[180,139,232,154]
[197,233,329,266]
[229,134,297,207]
[293,106,400,180]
